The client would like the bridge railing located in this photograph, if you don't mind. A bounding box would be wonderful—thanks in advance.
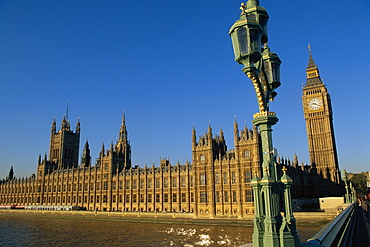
[303,202,356,247]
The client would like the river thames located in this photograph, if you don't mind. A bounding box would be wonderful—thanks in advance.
[0,215,322,246]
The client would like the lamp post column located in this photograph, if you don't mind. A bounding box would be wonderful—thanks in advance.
[252,113,278,180]
[229,1,300,246]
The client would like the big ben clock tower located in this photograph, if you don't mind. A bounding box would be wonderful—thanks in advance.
[302,47,340,184]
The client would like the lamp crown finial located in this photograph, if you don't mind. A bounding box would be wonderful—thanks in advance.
[239,2,246,14]
[282,166,287,174]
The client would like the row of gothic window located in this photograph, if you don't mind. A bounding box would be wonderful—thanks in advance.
[1,170,254,194]
[1,189,253,204]
[199,150,251,163]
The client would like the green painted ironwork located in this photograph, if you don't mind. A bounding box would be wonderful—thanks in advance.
[229,1,300,246]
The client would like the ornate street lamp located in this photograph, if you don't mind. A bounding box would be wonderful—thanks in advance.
[342,169,351,203]
[229,3,262,73]
[229,1,281,114]
[229,1,299,247]
[262,46,281,101]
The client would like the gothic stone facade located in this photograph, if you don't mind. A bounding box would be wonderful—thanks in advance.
[0,111,341,217]
[0,116,261,216]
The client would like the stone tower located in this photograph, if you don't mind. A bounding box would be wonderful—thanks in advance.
[115,113,131,170]
[191,123,227,217]
[49,116,81,170]
[302,49,340,184]
[81,140,91,168]
[96,113,132,175]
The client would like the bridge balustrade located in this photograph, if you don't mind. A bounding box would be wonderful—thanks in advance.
[303,202,369,247]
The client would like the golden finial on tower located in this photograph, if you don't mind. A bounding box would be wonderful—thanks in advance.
[308,43,312,53]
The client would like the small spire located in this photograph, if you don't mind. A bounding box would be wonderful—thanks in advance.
[51,117,57,132]
[76,117,81,132]
[244,120,248,130]
[293,152,298,165]
[192,124,196,141]
[8,166,14,180]
[234,115,238,129]
[306,43,317,70]
[119,111,128,142]
[208,120,212,134]
[122,110,126,125]
[220,125,224,141]
[66,100,70,120]
[100,142,105,156]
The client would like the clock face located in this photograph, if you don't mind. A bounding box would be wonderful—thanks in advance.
[308,97,322,110]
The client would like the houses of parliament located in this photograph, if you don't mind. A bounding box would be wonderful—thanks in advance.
[0,53,343,217]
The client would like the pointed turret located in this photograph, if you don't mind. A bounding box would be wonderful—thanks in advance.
[61,116,69,130]
[233,116,239,141]
[51,117,56,134]
[100,142,105,157]
[76,118,81,133]
[219,125,224,142]
[8,166,14,180]
[207,121,212,134]
[119,112,128,142]
[293,152,299,168]
[192,124,197,148]
[81,140,91,168]
[252,124,258,137]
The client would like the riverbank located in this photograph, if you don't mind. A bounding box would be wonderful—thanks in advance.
[0,209,335,227]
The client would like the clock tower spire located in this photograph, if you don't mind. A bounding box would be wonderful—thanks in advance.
[302,46,341,192]
[305,44,323,87]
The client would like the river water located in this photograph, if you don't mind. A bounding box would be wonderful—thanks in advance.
[0,215,320,246]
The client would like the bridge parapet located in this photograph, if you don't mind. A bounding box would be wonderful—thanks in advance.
[302,202,363,246]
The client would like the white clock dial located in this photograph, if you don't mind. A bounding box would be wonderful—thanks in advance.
[308,97,322,110]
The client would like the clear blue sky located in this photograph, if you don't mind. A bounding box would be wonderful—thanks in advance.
[1,0,369,178]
